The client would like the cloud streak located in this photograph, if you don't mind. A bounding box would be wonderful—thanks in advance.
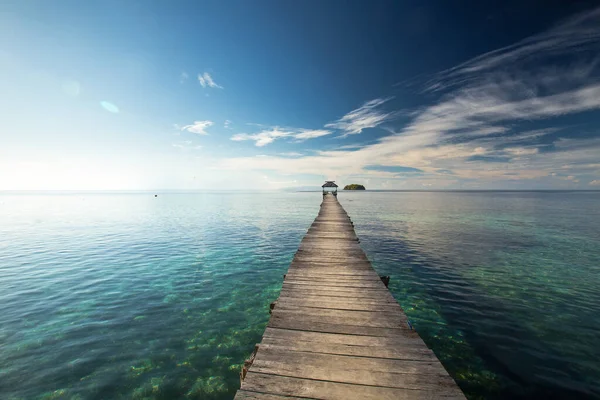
[231,127,333,146]
[325,98,394,136]
[181,120,213,135]
[198,72,223,89]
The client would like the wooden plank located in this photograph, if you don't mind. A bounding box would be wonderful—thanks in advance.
[290,259,373,266]
[279,288,395,300]
[258,340,437,361]
[281,283,393,296]
[293,255,370,262]
[241,373,465,400]
[283,275,383,283]
[268,315,410,337]
[250,347,455,389]
[279,285,396,297]
[285,269,380,277]
[274,294,398,305]
[303,234,359,240]
[234,390,307,400]
[288,262,378,269]
[285,272,380,278]
[274,298,402,312]
[271,307,407,328]
[278,290,396,302]
[236,194,465,399]
[299,242,362,249]
[283,279,385,289]
[263,328,426,348]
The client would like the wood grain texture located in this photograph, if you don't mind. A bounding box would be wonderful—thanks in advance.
[236,194,465,399]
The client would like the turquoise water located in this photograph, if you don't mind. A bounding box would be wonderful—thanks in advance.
[1,192,599,399]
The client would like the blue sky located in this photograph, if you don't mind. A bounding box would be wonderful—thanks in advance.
[2,0,600,190]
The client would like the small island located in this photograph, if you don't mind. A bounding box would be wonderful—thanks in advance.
[343,184,366,190]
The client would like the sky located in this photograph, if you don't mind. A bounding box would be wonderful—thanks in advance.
[2,0,600,190]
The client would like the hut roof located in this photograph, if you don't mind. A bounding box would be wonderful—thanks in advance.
[322,181,338,188]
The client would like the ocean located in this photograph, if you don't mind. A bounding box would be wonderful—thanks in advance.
[1,191,599,399]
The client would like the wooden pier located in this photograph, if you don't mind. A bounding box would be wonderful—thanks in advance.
[235,194,465,399]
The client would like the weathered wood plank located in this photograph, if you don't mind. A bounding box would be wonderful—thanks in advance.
[285,269,380,277]
[241,372,465,400]
[274,297,402,312]
[268,315,411,337]
[283,279,385,289]
[274,293,398,305]
[278,289,396,302]
[258,340,438,361]
[234,390,307,400]
[293,255,370,262]
[281,283,394,296]
[290,259,373,266]
[283,277,384,285]
[250,347,455,389]
[271,307,407,328]
[279,289,395,301]
[288,263,376,271]
[263,328,425,347]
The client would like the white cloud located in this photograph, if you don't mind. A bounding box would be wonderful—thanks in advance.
[590,180,600,186]
[224,120,232,129]
[325,98,393,136]
[231,127,333,146]
[198,72,223,89]
[503,147,539,156]
[293,129,333,140]
[181,120,213,135]
[180,72,189,84]
[231,128,290,147]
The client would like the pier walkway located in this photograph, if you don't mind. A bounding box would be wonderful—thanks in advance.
[235,194,465,399]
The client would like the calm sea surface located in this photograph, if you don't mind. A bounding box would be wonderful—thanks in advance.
[1,191,599,399]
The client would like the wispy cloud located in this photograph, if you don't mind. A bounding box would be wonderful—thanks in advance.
[181,120,213,135]
[294,129,334,140]
[224,120,232,129]
[590,180,600,186]
[231,127,333,147]
[179,72,189,84]
[425,7,600,93]
[564,175,580,182]
[198,72,223,89]
[325,98,393,136]
[172,141,202,150]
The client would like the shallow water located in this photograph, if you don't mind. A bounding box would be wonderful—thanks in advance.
[1,191,599,399]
